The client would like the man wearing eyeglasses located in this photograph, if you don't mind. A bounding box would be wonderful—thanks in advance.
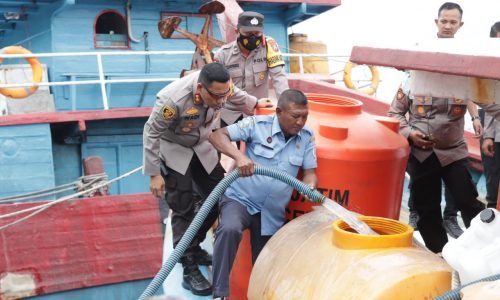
[143,62,257,296]
[215,11,289,127]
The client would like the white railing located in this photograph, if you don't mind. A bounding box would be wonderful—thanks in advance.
[0,50,362,110]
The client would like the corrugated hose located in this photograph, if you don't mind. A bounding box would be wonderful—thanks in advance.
[138,165,325,300]
[434,273,500,300]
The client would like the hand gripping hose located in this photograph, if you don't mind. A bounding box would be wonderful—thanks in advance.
[138,166,325,300]
[434,273,500,300]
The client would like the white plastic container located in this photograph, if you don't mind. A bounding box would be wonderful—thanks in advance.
[442,208,500,284]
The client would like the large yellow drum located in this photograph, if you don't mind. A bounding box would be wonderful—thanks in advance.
[248,207,452,299]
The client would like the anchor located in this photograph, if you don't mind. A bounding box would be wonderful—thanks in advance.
[158,0,226,77]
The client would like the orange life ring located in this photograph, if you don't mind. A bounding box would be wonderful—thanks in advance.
[0,46,42,99]
[343,61,380,95]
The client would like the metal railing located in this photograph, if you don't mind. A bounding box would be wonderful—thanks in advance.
[0,50,366,110]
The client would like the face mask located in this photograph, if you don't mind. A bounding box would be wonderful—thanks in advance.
[238,34,261,51]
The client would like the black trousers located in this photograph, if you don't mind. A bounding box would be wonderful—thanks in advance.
[481,141,500,208]
[212,195,271,297]
[162,154,225,263]
[407,153,484,253]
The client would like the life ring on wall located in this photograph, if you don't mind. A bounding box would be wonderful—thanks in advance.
[343,61,380,95]
[0,46,42,99]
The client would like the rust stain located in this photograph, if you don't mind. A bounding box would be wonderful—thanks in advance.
[472,77,492,104]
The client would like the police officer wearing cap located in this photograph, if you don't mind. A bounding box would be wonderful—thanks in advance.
[143,62,257,296]
[208,89,317,299]
[215,11,289,127]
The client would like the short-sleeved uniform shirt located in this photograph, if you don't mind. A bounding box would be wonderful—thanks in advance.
[215,37,289,125]
[224,115,317,235]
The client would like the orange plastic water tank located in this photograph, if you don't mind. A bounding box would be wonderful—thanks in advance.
[287,93,410,220]
[228,95,410,299]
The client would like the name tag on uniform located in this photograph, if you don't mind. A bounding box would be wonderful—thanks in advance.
[183,115,200,120]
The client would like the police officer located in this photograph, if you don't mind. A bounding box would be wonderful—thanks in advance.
[388,70,485,253]
[208,89,317,299]
[143,62,257,296]
[215,11,289,127]
[405,2,483,239]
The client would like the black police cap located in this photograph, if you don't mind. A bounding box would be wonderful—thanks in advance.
[237,11,264,32]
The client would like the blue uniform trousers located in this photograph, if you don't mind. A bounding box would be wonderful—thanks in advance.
[212,195,271,297]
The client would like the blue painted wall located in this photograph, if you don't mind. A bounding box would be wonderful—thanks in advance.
[47,1,292,111]
[50,118,148,196]
[81,118,148,195]
[0,1,330,112]
[0,1,331,198]
[0,124,55,200]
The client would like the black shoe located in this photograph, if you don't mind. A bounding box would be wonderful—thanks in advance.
[182,266,212,296]
[408,210,419,230]
[486,202,497,209]
[443,217,464,239]
[194,247,212,266]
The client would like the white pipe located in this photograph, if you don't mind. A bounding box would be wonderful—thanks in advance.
[0,51,342,59]
[126,0,144,43]
[96,54,108,109]
[298,55,304,74]
[0,77,178,88]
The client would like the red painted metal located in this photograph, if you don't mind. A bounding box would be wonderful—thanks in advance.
[0,108,152,127]
[350,46,500,81]
[288,78,482,172]
[0,193,163,296]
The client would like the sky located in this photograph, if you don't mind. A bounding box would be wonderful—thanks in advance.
[289,0,500,104]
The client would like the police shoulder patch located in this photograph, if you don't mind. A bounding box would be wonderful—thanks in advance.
[162,104,176,120]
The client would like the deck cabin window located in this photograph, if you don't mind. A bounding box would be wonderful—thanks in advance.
[94,10,129,49]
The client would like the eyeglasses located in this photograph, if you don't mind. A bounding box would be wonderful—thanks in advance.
[203,84,231,99]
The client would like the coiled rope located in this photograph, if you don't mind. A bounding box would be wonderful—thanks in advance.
[0,166,141,231]
[138,165,325,300]
[0,173,108,203]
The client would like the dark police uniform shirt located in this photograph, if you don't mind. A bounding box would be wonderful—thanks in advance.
[388,73,469,166]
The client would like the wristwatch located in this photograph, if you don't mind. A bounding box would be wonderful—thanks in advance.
[471,116,480,121]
